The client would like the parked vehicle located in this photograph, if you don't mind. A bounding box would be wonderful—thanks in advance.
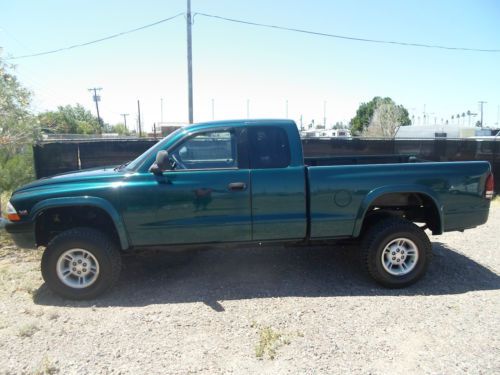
[4,119,494,299]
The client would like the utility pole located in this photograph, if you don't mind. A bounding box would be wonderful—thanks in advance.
[88,87,103,130]
[323,100,327,128]
[160,98,164,123]
[478,101,487,127]
[186,0,194,124]
[120,113,129,130]
[211,98,215,120]
[137,100,142,137]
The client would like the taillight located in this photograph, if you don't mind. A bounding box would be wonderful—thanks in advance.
[485,173,494,200]
[6,201,21,222]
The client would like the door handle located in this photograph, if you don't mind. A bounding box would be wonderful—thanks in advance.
[228,182,247,191]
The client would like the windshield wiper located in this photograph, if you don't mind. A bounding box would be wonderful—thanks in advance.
[114,161,131,171]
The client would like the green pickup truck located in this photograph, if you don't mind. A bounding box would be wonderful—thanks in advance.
[4,120,495,299]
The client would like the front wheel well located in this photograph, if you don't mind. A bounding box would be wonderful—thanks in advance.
[361,192,442,235]
[35,206,120,247]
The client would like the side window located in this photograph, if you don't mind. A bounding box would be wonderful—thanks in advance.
[249,127,291,169]
[171,131,237,170]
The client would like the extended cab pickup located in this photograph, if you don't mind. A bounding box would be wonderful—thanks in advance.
[4,120,495,299]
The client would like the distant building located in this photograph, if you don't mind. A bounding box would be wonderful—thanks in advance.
[395,125,499,139]
[301,128,352,139]
[158,122,187,137]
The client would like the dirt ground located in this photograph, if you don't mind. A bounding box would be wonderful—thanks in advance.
[0,205,499,374]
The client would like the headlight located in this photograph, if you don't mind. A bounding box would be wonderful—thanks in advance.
[6,202,21,222]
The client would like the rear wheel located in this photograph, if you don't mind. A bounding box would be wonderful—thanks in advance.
[361,217,432,288]
[41,227,121,299]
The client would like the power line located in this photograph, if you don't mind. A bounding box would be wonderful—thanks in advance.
[5,11,499,62]
[5,13,184,61]
[5,10,500,62]
[195,12,500,53]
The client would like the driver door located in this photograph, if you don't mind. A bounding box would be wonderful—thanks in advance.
[150,129,251,245]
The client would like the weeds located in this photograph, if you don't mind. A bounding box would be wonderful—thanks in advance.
[255,326,291,360]
[18,323,39,338]
[33,355,59,375]
[47,311,60,321]
[0,234,42,298]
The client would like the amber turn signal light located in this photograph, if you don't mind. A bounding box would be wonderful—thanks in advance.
[6,202,21,222]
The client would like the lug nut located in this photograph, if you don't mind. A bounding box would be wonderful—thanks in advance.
[397,259,400,262]
[396,249,400,253]
[78,260,82,264]
[72,262,77,266]
[72,267,76,271]
[392,257,396,260]
[392,252,396,255]
[83,268,87,272]
[77,271,81,274]
[83,263,87,267]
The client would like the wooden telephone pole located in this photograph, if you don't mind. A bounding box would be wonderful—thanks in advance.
[186,0,194,123]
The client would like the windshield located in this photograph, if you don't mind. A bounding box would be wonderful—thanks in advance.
[124,127,186,171]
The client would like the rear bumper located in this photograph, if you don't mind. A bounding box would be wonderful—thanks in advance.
[4,221,36,249]
[443,207,490,232]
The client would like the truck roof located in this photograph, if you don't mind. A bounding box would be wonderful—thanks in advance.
[185,119,296,132]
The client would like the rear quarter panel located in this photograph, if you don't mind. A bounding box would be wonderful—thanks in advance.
[308,161,491,239]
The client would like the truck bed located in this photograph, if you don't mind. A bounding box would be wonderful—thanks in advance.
[306,160,491,239]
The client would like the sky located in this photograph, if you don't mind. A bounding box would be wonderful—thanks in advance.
[1,0,499,133]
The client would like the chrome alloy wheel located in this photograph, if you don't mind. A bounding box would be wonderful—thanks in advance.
[381,238,419,276]
[56,249,100,288]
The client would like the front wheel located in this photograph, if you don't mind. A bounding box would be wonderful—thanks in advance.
[361,217,432,288]
[41,228,122,299]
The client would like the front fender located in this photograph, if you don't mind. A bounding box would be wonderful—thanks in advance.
[30,196,129,250]
[352,185,443,237]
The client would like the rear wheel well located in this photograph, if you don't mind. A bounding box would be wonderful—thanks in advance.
[35,206,120,247]
[362,192,441,235]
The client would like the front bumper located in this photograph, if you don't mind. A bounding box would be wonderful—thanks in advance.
[4,220,36,249]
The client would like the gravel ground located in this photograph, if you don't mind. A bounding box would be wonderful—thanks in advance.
[0,205,499,374]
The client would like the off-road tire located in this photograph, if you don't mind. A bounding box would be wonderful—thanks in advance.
[361,217,432,288]
[41,227,122,299]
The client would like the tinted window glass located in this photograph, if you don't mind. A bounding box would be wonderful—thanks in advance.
[249,127,290,168]
[171,131,237,169]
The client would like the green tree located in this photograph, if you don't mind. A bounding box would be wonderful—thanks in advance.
[109,123,131,136]
[38,104,101,134]
[0,56,39,191]
[349,97,410,135]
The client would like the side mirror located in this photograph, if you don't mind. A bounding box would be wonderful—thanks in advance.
[149,150,172,174]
